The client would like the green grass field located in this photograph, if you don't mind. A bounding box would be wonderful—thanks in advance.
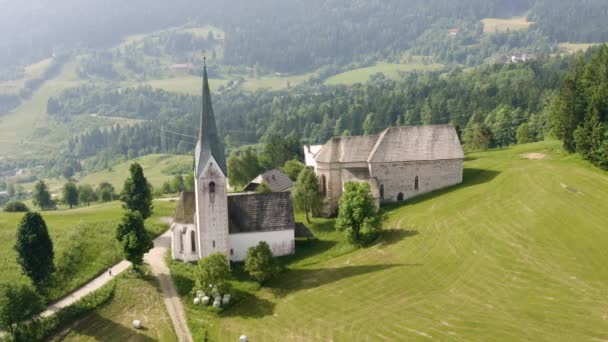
[173,140,608,341]
[0,200,176,301]
[59,273,177,341]
[482,16,533,34]
[558,42,601,53]
[325,62,443,86]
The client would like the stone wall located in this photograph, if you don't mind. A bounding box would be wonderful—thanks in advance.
[229,229,295,262]
[171,223,198,262]
[369,159,463,202]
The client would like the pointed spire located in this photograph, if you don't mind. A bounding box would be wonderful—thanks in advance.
[195,58,226,177]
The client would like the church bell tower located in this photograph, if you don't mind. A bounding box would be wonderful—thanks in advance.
[193,59,230,259]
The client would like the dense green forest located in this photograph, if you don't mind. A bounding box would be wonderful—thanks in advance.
[2,0,608,73]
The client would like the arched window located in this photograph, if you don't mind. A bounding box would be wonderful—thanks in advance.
[321,175,327,196]
[209,181,216,193]
[212,240,216,248]
[415,176,419,190]
[179,228,185,253]
[380,184,384,199]
[397,193,404,201]
[190,231,196,252]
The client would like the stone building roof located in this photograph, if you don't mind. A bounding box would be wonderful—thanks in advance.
[195,63,226,177]
[173,191,297,234]
[314,125,463,164]
[243,169,293,192]
[173,191,196,224]
[227,192,296,234]
[315,135,379,163]
[368,125,464,162]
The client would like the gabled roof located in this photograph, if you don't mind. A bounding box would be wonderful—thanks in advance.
[227,192,295,234]
[173,191,196,224]
[368,125,464,162]
[244,169,293,192]
[315,135,379,163]
[195,63,226,177]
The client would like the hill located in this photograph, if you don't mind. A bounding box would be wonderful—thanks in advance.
[173,140,608,341]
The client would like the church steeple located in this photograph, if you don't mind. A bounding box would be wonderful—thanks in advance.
[195,58,226,177]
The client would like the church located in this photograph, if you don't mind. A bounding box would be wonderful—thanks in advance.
[305,125,464,216]
[171,65,296,262]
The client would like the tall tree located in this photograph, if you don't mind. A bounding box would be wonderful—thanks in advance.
[32,180,53,210]
[15,212,55,289]
[0,283,44,341]
[62,182,79,209]
[97,182,116,202]
[336,182,383,246]
[551,59,587,152]
[78,184,97,206]
[291,167,323,223]
[115,210,153,272]
[120,163,153,219]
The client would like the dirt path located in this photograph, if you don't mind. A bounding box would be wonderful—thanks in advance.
[145,228,194,342]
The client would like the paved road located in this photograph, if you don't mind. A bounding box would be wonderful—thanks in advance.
[145,229,194,342]
[42,221,194,342]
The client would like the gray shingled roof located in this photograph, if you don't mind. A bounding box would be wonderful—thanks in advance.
[315,135,379,163]
[368,125,464,162]
[173,191,196,224]
[228,192,296,234]
[244,169,294,192]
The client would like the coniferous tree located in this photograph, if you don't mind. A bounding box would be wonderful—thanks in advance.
[120,163,153,219]
[291,167,323,223]
[62,182,79,209]
[15,212,55,289]
[115,210,153,271]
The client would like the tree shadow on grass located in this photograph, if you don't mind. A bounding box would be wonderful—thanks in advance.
[70,312,156,342]
[266,263,409,298]
[376,229,419,247]
[220,289,276,318]
[277,238,337,266]
[382,168,501,211]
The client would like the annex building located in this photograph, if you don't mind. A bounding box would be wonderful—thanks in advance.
[305,125,464,215]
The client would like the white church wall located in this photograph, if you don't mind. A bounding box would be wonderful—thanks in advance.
[229,230,295,262]
[171,223,198,262]
[370,159,463,202]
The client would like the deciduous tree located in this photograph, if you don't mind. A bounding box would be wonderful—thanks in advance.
[62,182,79,209]
[336,182,383,246]
[115,210,153,272]
[291,167,323,223]
[244,241,278,283]
[0,283,44,341]
[15,212,55,289]
[195,253,231,294]
[32,180,53,210]
[78,184,97,206]
[120,163,153,219]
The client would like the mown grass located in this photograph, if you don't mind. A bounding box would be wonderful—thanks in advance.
[0,200,176,302]
[558,42,601,53]
[324,62,443,86]
[482,16,533,34]
[174,140,608,341]
[58,272,177,342]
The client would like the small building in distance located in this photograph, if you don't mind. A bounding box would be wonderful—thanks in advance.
[305,125,464,216]
[243,169,293,192]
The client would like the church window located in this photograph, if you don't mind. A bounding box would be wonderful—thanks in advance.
[191,231,196,252]
[415,176,419,190]
[380,184,384,199]
[230,249,234,255]
[209,181,216,193]
[179,228,184,253]
[397,192,404,201]
[212,240,216,248]
[321,175,327,196]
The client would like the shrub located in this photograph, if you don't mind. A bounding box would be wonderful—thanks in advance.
[244,241,279,283]
[3,201,29,212]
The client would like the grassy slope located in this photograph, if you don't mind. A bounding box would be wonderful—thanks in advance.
[180,141,608,341]
[325,62,443,86]
[481,16,532,34]
[60,274,177,342]
[0,200,176,301]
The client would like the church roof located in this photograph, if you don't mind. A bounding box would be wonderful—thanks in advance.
[314,125,463,164]
[173,191,196,224]
[315,135,379,163]
[195,63,226,177]
[172,191,297,233]
[243,169,293,192]
[227,192,295,234]
[368,125,464,162]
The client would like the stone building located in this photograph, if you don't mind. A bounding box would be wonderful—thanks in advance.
[171,65,296,262]
[304,125,464,215]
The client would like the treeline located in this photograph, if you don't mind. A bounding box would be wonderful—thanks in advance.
[551,45,608,169]
[530,0,608,43]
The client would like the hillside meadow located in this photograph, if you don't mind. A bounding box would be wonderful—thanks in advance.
[324,62,443,86]
[172,140,608,341]
[0,199,176,301]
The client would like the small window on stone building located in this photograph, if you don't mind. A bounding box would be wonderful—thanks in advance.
[179,228,184,253]
[321,175,327,196]
[415,176,419,190]
[191,231,196,252]
[209,181,215,193]
[397,193,404,201]
[230,249,234,256]
[212,240,216,248]
[380,184,384,199]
